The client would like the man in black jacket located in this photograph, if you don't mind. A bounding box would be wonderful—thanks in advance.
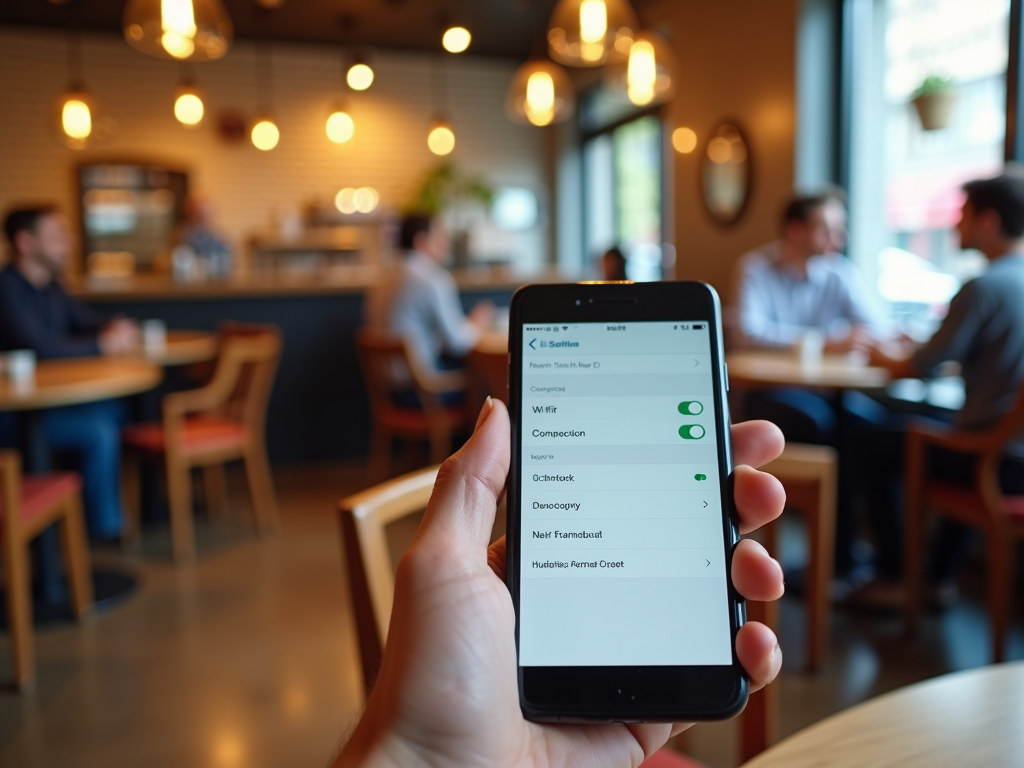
[0,205,139,539]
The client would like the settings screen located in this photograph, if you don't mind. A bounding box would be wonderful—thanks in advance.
[518,321,732,667]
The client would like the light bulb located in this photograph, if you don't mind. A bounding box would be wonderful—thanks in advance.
[174,91,204,126]
[579,0,607,42]
[353,186,379,213]
[252,119,280,150]
[123,0,232,61]
[547,0,637,67]
[347,63,374,91]
[525,71,556,126]
[672,127,697,154]
[442,27,471,53]
[326,110,354,143]
[626,39,657,105]
[428,124,455,155]
[161,0,197,57]
[62,98,92,139]
[335,187,356,214]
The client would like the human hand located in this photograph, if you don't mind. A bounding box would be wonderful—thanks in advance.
[468,300,496,330]
[98,318,141,355]
[824,325,872,355]
[336,400,786,768]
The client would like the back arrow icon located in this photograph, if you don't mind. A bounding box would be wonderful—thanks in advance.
[529,338,537,350]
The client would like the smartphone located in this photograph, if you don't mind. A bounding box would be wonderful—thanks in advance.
[506,281,746,723]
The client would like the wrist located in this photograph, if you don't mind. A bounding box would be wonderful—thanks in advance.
[335,712,429,768]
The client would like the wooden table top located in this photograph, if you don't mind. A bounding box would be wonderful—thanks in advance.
[0,358,162,411]
[726,349,890,390]
[742,662,1024,768]
[140,330,217,366]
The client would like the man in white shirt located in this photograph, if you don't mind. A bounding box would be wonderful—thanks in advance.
[367,213,493,403]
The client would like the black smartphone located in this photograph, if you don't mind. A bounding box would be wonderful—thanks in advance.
[506,281,746,723]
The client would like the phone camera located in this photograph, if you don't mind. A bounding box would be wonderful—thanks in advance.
[575,299,581,306]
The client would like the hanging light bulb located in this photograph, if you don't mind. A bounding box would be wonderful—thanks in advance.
[427,118,455,155]
[326,105,354,144]
[58,91,93,147]
[174,81,204,127]
[123,0,233,62]
[505,59,575,127]
[442,26,471,53]
[547,0,637,67]
[604,30,677,107]
[251,117,280,151]
[347,62,374,91]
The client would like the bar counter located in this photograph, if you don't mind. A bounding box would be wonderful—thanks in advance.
[70,267,546,465]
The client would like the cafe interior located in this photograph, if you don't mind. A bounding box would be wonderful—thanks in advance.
[1,0,1023,766]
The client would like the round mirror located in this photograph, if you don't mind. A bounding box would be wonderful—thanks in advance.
[701,122,751,225]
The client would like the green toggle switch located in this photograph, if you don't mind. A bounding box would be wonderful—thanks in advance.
[694,473,707,481]
[679,424,706,439]
[678,400,704,415]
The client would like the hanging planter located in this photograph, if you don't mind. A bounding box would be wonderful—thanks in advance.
[911,75,956,131]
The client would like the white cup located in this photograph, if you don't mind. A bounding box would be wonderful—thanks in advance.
[143,319,167,352]
[797,330,824,367]
[7,349,36,384]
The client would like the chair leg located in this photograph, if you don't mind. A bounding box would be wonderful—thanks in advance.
[807,469,836,672]
[741,598,778,761]
[904,437,926,635]
[368,425,391,483]
[243,442,279,537]
[202,464,230,519]
[120,449,142,545]
[3,537,35,693]
[58,494,95,622]
[988,533,1011,663]
[166,457,196,563]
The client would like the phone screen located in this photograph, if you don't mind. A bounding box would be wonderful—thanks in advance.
[518,320,732,667]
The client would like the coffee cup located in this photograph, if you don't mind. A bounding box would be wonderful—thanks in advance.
[7,349,36,384]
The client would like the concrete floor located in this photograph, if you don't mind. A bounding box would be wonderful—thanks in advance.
[0,461,1021,768]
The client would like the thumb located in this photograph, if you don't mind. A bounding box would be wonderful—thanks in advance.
[417,397,510,549]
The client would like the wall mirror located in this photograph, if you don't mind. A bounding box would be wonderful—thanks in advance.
[78,162,188,275]
[701,122,751,225]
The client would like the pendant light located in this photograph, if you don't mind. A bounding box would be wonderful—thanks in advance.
[442,26,471,53]
[326,53,355,144]
[346,53,374,91]
[53,35,111,150]
[604,29,676,106]
[427,57,454,155]
[505,60,574,127]
[251,44,279,151]
[123,0,232,61]
[547,0,638,67]
[174,65,204,127]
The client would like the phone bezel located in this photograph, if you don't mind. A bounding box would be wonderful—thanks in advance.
[506,281,747,723]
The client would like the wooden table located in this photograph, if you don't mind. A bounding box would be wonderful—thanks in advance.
[742,662,1024,767]
[725,349,890,390]
[140,329,217,367]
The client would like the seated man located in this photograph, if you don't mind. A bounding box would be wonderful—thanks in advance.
[0,205,140,540]
[857,171,1024,599]
[366,212,492,405]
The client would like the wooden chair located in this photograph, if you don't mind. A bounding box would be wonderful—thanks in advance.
[355,328,471,483]
[904,383,1024,662]
[0,451,94,693]
[467,346,508,404]
[122,323,282,562]
[338,468,772,765]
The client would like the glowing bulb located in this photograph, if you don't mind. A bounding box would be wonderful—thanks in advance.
[325,111,354,143]
[162,31,195,58]
[707,136,732,164]
[579,0,607,43]
[442,27,471,53]
[672,127,697,154]
[353,186,379,213]
[427,125,455,155]
[251,119,280,150]
[347,63,374,91]
[174,92,204,126]
[62,98,92,139]
[335,188,356,214]
[525,71,556,126]
[626,39,656,105]
[161,0,197,57]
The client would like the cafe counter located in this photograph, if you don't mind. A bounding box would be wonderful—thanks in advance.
[70,267,539,465]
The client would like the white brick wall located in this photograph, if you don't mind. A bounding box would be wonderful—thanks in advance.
[0,27,547,269]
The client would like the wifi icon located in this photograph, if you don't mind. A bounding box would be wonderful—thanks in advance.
[562,326,568,331]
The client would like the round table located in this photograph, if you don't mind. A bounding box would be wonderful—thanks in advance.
[141,329,217,367]
[725,350,890,390]
[742,662,1024,768]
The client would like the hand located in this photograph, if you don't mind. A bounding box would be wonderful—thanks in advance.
[337,400,786,768]
[468,300,496,330]
[823,325,872,355]
[98,318,141,355]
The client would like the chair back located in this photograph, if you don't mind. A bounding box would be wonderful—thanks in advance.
[339,465,439,694]
[204,323,282,433]
[467,347,507,404]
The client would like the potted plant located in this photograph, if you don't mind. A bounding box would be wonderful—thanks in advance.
[406,162,494,268]
[912,75,957,131]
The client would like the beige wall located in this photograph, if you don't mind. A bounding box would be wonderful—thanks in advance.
[646,0,798,300]
[0,27,547,268]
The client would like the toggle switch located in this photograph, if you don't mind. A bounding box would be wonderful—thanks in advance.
[679,424,706,439]
[678,400,704,415]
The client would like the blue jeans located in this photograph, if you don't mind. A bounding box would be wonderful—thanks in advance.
[0,401,126,540]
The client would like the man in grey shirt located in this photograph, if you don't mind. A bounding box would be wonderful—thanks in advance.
[856,171,1024,597]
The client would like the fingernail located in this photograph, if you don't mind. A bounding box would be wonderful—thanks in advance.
[474,396,494,432]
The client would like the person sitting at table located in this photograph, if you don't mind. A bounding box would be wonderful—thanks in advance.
[0,204,140,540]
[853,171,1024,604]
[366,212,493,406]
[599,245,629,281]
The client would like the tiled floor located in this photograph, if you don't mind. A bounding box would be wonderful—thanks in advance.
[0,461,1021,768]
